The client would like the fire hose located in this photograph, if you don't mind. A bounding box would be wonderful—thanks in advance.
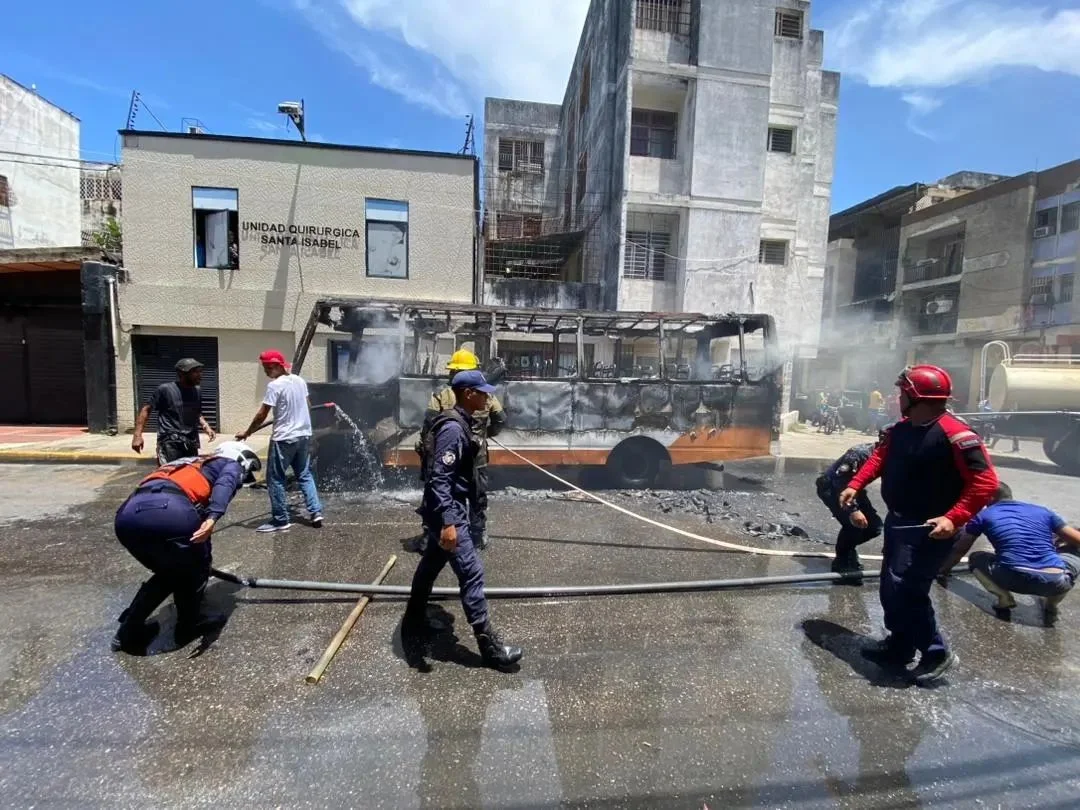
[210,411,972,597]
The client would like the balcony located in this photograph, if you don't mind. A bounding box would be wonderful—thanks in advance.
[851,259,897,301]
[902,286,960,338]
[902,231,964,287]
[483,277,603,311]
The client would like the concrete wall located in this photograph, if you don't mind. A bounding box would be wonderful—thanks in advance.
[116,132,478,430]
[0,76,80,248]
[483,98,561,222]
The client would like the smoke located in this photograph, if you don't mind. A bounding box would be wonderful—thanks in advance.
[345,339,403,385]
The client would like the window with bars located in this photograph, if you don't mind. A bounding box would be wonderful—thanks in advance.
[624,231,671,280]
[630,110,677,159]
[1035,207,1058,236]
[0,175,8,207]
[1030,275,1054,304]
[775,9,804,39]
[635,0,691,35]
[1062,202,1080,234]
[497,139,545,173]
[767,126,795,154]
[495,213,543,240]
[80,173,122,200]
[577,152,588,205]
[759,240,788,265]
[1060,274,1074,304]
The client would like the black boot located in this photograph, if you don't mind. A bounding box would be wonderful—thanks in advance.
[475,624,523,668]
[861,638,915,669]
[831,547,864,585]
[111,579,169,654]
[174,584,227,647]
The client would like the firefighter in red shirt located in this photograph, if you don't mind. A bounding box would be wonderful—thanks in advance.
[840,365,998,685]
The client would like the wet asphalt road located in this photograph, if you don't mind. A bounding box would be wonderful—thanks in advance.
[2,457,1080,809]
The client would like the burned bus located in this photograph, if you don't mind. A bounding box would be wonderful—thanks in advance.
[295,298,783,488]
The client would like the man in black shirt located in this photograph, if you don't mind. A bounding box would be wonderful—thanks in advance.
[132,358,216,464]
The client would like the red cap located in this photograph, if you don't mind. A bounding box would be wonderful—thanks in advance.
[259,349,290,369]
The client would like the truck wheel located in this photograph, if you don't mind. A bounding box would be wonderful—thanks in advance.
[607,439,666,489]
[1045,434,1080,474]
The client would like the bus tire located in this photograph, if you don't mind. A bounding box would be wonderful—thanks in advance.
[607,439,667,489]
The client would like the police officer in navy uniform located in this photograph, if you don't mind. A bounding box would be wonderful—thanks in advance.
[403,370,523,669]
[816,431,888,580]
[111,441,261,653]
[841,366,998,685]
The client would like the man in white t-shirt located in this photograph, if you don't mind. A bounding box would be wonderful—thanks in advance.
[236,349,324,532]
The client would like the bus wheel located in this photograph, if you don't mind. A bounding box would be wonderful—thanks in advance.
[607,439,666,489]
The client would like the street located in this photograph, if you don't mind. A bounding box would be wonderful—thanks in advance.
[2,457,1080,809]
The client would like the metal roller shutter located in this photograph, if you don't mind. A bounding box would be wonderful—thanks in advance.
[132,335,220,430]
[0,315,29,423]
[25,310,88,425]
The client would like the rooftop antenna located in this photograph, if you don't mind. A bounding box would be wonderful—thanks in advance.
[461,114,475,155]
[277,99,306,141]
[126,91,141,130]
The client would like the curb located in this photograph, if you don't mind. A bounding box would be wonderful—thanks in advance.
[0,450,156,466]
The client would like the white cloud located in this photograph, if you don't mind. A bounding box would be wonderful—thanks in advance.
[829,1,1080,88]
[286,0,589,116]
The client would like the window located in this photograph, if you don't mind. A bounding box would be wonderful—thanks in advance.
[0,175,8,207]
[192,187,239,270]
[497,139,544,173]
[624,231,670,280]
[767,126,795,154]
[1030,275,1053,303]
[577,152,588,205]
[1035,207,1058,237]
[1060,274,1074,305]
[759,239,788,265]
[1062,202,1080,234]
[635,0,690,35]
[775,9,804,39]
[494,214,543,240]
[630,110,677,159]
[81,172,121,201]
[366,199,409,279]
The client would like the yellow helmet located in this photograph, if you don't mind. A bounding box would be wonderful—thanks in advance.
[447,349,480,371]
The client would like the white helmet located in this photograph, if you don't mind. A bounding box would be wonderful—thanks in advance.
[215,441,262,481]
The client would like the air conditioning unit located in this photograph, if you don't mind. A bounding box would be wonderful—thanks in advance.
[916,257,938,268]
[1029,293,1051,306]
[1034,226,1052,238]
[925,298,954,315]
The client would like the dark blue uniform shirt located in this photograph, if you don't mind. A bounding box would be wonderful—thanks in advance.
[821,443,875,494]
[420,407,475,529]
[965,501,1067,571]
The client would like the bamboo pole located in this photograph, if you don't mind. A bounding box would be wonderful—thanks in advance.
[305,554,397,684]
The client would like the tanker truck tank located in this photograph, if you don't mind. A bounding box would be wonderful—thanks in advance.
[988,364,1080,412]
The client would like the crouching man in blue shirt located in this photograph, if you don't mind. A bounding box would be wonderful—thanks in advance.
[941,482,1080,626]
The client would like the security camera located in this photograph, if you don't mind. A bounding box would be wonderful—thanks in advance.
[277,102,302,115]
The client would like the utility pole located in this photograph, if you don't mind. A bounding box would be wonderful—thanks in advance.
[461,114,475,155]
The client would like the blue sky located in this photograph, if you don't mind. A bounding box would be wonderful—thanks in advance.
[3,0,1079,211]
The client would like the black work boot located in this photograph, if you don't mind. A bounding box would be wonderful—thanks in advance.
[831,548,864,585]
[475,624,523,669]
[860,638,915,669]
[111,579,169,654]
[173,585,227,647]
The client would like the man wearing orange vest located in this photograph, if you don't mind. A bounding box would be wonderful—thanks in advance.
[111,442,261,653]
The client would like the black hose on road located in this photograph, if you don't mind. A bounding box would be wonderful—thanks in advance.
[211,567,879,599]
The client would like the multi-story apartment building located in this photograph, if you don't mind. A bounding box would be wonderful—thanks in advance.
[483,0,839,395]
[813,160,1080,409]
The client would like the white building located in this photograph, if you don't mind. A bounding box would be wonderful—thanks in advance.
[484,0,838,393]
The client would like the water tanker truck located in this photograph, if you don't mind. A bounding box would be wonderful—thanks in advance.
[957,340,1080,474]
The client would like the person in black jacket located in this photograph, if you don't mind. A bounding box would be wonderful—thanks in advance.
[816,432,887,580]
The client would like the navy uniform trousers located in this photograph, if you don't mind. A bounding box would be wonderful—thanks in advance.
[114,484,212,621]
[880,515,957,658]
[409,524,489,630]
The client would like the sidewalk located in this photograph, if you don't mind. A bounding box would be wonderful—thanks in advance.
[780,423,1052,466]
[0,426,271,466]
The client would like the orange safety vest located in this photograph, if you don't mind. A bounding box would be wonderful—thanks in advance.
[138,457,213,506]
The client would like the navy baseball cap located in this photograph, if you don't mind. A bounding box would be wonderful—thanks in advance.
[450,369,496,394]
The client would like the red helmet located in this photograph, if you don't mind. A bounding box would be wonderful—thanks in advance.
[896,365,952,400]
